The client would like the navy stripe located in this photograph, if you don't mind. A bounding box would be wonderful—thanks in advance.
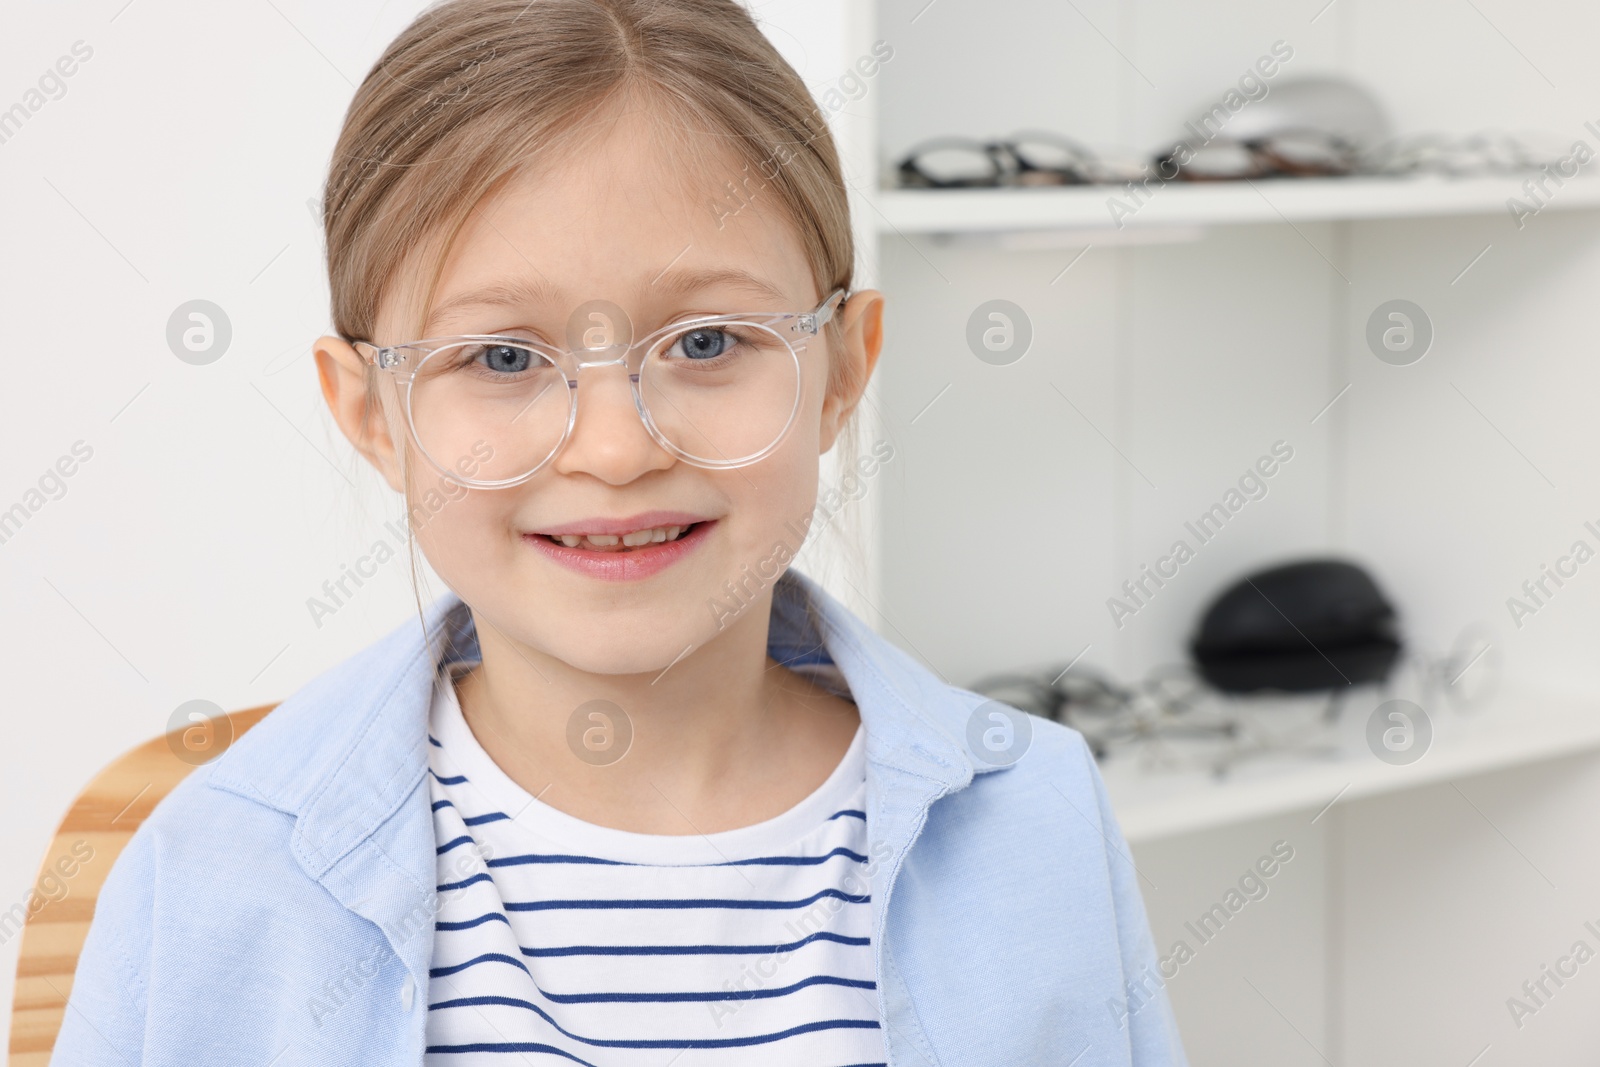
[720,846,866,867]
[518,930,870,959]
[483,847,861,870]
[538,973,875,1005]
[829,808,867,821]
[428,994,879,1050]
[432,799,454,812]
[439,872,493,892]
[489,853,628,869]
[431,769,469,785]
[424,1040,596,1065]
[463,811,510,827]
[428,733,443,748]
[432,927,870,972]
[436,912,512,932]
[431,951,531,980]
[436,834,479,856]
[504,888,868,913]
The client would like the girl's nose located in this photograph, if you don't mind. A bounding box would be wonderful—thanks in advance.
[551,361,674,483]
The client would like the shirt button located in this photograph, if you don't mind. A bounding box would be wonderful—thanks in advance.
[400,975,416,1012]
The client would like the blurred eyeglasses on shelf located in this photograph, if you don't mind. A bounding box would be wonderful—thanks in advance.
[895,132,1124,188]
[972,623,1500,778]
[1155,127,1362,180]
[895,128,1576,188]
[1357,131,1572,177]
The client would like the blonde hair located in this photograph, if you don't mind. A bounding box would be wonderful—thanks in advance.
[317,0,867,634]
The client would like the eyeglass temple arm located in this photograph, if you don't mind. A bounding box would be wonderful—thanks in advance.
[350,340,408,371]
[799,288,847,335]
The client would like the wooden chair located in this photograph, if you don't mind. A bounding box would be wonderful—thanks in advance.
[6,704,277,1066]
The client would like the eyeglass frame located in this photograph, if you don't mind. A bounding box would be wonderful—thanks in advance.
[1153,128,1361,182]
[896,132,1105,188]
[347,287,847,490]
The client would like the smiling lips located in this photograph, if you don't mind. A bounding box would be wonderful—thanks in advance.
[524,511,715,580]
[543,523,697,552]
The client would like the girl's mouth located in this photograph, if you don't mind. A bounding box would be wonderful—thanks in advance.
[539,522,702,552]
[522,520,715,581]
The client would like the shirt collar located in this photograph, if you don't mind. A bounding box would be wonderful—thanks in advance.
[210,567,1000,880]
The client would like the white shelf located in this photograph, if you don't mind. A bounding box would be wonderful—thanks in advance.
[870,173,1600,235]
[1101,684,1600,843]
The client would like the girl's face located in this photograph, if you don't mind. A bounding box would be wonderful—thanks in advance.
[327,104,883,676]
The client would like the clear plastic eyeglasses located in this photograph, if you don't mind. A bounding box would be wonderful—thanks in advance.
[351,288,846,489]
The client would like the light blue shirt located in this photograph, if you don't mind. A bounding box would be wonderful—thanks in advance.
[51,568,1186,1066]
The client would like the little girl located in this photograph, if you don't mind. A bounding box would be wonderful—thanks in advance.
[52,1,1186,1064]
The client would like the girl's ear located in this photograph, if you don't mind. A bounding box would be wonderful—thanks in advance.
[314,336,406,493]
[819,289,886,453]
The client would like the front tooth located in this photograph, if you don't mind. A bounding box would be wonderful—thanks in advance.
[587,533,620,547]
[559,534,582,548]
[651,528,667,543]
[622,529,655,547]
[665,526,681,540]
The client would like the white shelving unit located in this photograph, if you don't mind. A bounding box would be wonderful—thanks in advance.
[870,172,1600,235]
[852,161,1600,853]
[1102,685,1600,843]
[813,1,1600,1063]
[814,0,1600,834]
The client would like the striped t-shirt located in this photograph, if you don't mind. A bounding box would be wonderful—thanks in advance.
[423,659,887,1066]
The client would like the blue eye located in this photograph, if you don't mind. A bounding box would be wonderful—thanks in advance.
[480,343,533,373]
[675,328,734,360]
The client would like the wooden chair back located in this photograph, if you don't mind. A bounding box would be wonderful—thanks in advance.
[6,704,276,1066]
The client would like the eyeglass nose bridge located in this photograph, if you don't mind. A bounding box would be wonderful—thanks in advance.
[573,352,631,371]
[559,346,649,430]
[568,331,653,372]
